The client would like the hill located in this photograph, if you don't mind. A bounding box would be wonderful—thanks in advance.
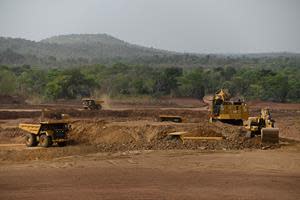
[0,34,175,66]
[0,34,299,67]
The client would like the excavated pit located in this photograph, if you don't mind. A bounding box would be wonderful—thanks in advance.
[0,108,288,157]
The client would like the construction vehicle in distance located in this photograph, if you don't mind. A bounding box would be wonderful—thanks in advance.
[244,108,279,143]
[210,89,249,125]
[19,120,70,147]
[82,98,103,110]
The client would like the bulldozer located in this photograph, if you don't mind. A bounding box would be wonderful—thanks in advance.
[81,98,103,110]
[19,110,71,147]
[244,108,279,143]
[210,89,249,125]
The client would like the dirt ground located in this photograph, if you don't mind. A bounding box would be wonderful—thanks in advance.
[0,98,300,199]
[1,148,300,200]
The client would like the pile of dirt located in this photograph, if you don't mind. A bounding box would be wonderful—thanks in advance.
[0,127,26,143]
[69,120,272,152]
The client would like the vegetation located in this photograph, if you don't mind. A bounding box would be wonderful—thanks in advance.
[0,62,299,102]
[0,34,299,102]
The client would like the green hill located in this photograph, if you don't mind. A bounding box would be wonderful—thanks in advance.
[0,34,174,66]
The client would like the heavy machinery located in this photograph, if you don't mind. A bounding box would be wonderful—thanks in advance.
[19,120,70,147]
[244,108,279,143]
[19,110,70,147]
[82,98,103,110]
[210,89,249,125]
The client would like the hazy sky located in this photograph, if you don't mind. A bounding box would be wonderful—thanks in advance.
[0,0,299,53]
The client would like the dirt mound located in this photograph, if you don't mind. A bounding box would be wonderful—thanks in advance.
[0,127,26,143]
[69,120,270,152]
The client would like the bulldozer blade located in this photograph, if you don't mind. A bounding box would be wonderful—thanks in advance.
[261,128,279,144]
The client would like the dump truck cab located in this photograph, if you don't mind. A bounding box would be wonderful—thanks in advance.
[19,120,70,147]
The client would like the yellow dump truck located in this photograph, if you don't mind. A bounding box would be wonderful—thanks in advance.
[19,121,70,147]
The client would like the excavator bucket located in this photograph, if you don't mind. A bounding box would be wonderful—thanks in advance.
[261,128,279,144]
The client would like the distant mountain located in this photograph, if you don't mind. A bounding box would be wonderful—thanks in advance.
[0,34,299,67]
[0,34,173,63]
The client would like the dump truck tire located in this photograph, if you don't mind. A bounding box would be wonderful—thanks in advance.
[57,142,67,147]
[25,134,38,147]
[39,134,52,147]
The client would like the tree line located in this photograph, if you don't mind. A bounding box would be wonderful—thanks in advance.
[0,63,299,102]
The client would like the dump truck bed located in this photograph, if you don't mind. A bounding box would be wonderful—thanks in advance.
[19,121,69,135]
[19,123,41,134]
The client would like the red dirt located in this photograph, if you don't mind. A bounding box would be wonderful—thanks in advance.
[0,100,300,199]
[0,149,299,200]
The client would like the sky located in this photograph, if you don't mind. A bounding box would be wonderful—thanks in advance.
[0,0,299,53]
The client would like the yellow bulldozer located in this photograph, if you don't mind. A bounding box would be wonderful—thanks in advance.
[244,108,279,143]
[209,89,249,125]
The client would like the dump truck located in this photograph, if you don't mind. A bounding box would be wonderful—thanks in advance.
[244,108,279,143]
[19,120,70,147]
[210,89,249,125]
[81,98,103,110]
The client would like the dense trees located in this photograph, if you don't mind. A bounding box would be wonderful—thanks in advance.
[0,63,299,102]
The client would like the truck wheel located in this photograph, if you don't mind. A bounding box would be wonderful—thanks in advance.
[57,142,67,147]
[25,134,38,147]
[39,134,52,147]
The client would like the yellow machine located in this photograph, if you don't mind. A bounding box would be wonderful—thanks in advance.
[19,120,70,147]
[81,98,103,110]
[244,108,279,143]
[210,89,249,125]
[19,111,70,147]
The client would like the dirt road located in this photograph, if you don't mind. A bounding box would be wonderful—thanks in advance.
[1,148,300,200]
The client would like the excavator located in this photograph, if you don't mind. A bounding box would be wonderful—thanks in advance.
[210,89,279,143]
[209,89,249,125]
